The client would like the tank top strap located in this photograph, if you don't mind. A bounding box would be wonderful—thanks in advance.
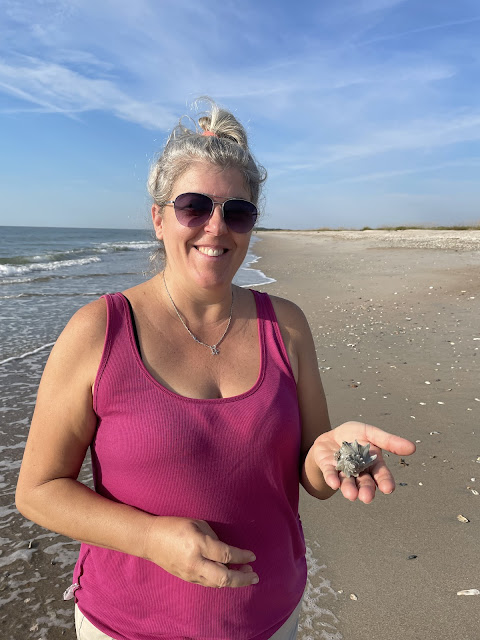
[251,290,295,382]
[93,292,136,414]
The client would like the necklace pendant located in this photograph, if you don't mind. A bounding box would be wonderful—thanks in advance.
[210,345,220,355]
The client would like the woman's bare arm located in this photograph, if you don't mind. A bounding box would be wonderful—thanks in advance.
[15,298,155,553]
[270,296,335,500]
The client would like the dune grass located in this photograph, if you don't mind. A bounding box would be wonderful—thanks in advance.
[257,224,480,232]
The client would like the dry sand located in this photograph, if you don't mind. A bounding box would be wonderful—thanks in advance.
[253,229,480,640]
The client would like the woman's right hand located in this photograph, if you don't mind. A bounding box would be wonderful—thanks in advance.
[143,516,259,588]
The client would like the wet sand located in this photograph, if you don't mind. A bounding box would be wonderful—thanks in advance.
[254,230,480,640]
[2,229,479,639]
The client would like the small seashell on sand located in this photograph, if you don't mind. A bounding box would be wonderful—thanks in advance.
[457,589,480,596]
[457,515,470,523]
[334,440,377,478]
[350,593,358,601]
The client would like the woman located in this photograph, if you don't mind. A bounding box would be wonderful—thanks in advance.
[16,100,415,640]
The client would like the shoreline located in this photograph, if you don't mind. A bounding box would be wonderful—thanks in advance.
[236,236,276,288]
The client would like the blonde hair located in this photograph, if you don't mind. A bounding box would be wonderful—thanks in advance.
[148,98,266,209]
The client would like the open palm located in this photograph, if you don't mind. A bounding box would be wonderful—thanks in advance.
[313,421,416,503]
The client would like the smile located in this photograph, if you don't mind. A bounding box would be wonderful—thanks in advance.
[195,246,228,257]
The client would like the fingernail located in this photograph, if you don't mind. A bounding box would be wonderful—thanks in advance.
[251,576,259,584]
[249,554,256,562]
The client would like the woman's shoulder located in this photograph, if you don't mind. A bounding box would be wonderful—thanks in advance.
[64,297,108,340]
[264,293,309,335]
[36,297,109,395]
[51,297,108,366]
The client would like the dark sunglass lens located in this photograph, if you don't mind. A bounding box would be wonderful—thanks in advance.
[223,200,257,233]
[174,193,212,227]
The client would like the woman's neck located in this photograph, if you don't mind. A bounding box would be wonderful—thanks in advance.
[159,270,234,327]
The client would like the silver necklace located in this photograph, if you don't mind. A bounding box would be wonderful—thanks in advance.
[163,272,234,355]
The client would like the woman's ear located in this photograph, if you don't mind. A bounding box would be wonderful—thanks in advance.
[151,204,163,241]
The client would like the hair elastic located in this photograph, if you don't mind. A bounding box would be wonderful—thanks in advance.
[202,130,217,137]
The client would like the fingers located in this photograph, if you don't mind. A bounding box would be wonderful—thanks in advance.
[237,564,254,573]
[322,464,342,491]
[338,474,358,501]
[339,471,377,503]
[356,471,377,503]
[369,456,396,495]
[203,535,256,566]
[199,536,258,588]
[363,424,416,456]
[197,557,259,588]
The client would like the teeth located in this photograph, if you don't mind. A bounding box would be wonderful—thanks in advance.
[198,247,225,257]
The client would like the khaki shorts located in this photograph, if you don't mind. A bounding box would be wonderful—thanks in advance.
[74,599,302,640]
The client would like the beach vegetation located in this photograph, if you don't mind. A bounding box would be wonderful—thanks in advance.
[257,224,480,232]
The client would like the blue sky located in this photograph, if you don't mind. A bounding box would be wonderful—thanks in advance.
[1,0,479,230]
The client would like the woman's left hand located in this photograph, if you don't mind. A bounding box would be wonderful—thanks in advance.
[312,421,416,503]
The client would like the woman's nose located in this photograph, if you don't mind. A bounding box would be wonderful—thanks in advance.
[204,203,228,234]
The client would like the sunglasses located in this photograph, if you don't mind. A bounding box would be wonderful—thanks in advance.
[164,192,258,234]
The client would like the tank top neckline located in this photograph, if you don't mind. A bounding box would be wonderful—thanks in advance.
[114,290,267,404]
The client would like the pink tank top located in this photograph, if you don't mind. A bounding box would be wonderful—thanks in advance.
[72,290,306,640]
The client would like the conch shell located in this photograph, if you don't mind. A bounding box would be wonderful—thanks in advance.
[334,440,377,478]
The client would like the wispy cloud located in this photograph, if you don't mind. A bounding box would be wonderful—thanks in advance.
[265,111,480,177]
[0,57,176,128]
[359,14,480,45]
[320,113,480,164]
[328,158,480,184]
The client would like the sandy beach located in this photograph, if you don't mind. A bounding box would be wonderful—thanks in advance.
[2,228,479,639]
[254,230,480,640]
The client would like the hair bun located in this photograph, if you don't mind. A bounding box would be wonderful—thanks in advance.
[198,116,212,133]
[196,101,247,147]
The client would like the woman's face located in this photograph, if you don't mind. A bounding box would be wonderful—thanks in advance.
[152,162,253,293]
